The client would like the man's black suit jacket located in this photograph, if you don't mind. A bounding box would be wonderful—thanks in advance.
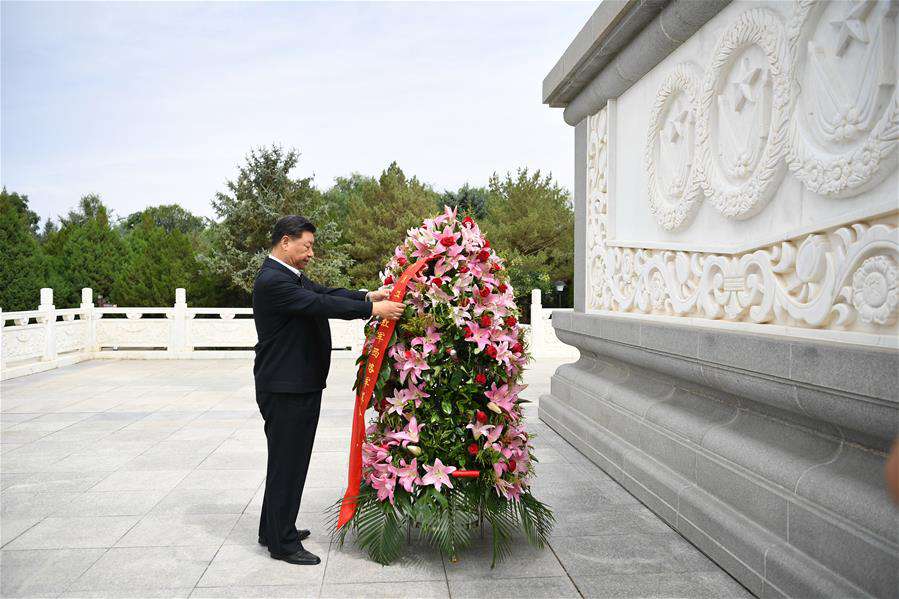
[252,257,373,394]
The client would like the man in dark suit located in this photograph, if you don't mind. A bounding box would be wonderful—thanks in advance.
[252,215,404,565]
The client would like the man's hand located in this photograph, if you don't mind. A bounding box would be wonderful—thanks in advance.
[366,289,390,302]
[372,300,405,321]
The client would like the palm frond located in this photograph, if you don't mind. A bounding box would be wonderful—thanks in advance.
[516,492,555,548]
[483,491,518,567]
[420,487,474,559]
[354,494,405,565]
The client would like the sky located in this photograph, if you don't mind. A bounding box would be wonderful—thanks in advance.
[1,1,594,223]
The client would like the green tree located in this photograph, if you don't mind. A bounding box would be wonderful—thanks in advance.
[343,162,439,290]
[441,183,489,220]
[0,189,50,311]
[1,187,41,234]
[113,214,202,306]
[203,144,352,293]
[482,168,574,307]
[120,204,208,235]
[322,173,372,235]
[43,194,126,307]
[58,193,107,228]
[190,226,250,307]
[39,218,59,243]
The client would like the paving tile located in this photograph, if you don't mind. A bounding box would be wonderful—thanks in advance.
[189,586,317,598]
[51,490,169,517]
[60,589,193,598]
[150,487,257,515]
[1,517,41,547]
[324,541,445,584]
[67,545,218,591]
[444,534,566,580]
[90,469,192,492]
[0,547,106,597]
[574,571,715,598]
[116,512,240,548]
[173,468,264,491]
[320,580,450,598]
[196,542,327,587]
[449,576,578,598]
[1,470,111,494]
[4,515,139,549]
[1,491,83,519]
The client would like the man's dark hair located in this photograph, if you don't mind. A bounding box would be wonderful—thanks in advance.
[270,215,316,246]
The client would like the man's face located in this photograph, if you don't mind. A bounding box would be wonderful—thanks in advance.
[280,231,315,269]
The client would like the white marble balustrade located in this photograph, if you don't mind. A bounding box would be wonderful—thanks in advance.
[0,288,576,381]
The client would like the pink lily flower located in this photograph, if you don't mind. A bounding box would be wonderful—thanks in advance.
[466,420,494,440]
[407,382,430,407]
[460,223,482,249]
[464,321,492,352]
[388,416,423,447]
[484,382,522,415]
[493,341,514,369]
[425,284,454,305]
[486,424,504,444]
[433,257,452,277]
[371,473,396,503]
[433,205,458,226]
[494,478,521,501]
[421,458,456,492]
[396,348,430,384]
[385,388,414,416]
[449,304,472,327]
[489,327,517,346]
[394,458,420,492]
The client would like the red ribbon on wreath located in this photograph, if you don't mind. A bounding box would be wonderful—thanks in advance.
[337,254,436,529]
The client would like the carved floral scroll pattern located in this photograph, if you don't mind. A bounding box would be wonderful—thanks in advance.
[587,9,899,332]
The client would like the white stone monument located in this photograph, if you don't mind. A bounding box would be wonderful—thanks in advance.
[541,1,898,597]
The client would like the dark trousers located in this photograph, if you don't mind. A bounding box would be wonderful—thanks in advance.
[255,389,322,556]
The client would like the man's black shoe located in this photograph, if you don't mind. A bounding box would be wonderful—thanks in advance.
[258,529,309,546]
[269,547,321,565]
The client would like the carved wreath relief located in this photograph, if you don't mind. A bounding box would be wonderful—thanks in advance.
[594,0,899,334]
[697,8,791,219]
[645,65,703,230]
[788,0,899,196]
[644,0,898,229]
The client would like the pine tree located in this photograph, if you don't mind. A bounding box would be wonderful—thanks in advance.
[482,169,574,306]
[113,214,201,306]
[0,189,50,311]
[343,162,439,290]
[203,144,352,292]
[43,195,126,307]
[120,204,208,235]
[441,183,489,220]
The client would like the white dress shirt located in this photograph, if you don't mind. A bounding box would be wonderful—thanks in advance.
[268,254,301,277]
[268,254,372,301]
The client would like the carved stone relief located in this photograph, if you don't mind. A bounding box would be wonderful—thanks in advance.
[642,0,897,231]
[787,0,899,197]
[696,8,791,219]
[590,88,899,333]
[645,64,704,230]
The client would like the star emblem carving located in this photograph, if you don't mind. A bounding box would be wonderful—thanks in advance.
[728,56,764,113]
[663,103,692,143]
[830,0,873,57]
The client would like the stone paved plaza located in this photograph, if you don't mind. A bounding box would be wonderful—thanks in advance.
[1,357,751,598]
